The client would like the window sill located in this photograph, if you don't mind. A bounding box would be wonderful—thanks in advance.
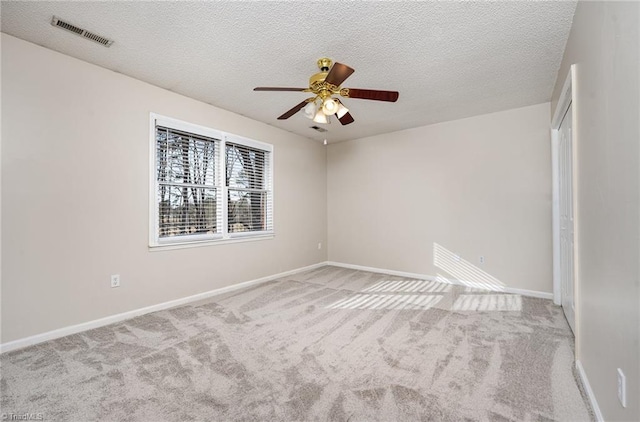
[149,234,274,252]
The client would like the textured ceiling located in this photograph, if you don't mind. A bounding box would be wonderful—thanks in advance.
[1,1,576,143]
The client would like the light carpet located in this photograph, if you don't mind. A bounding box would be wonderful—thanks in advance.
[1,266,593,421]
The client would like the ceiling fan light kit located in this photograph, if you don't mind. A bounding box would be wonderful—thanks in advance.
[254,58,399,126]
[322,98,339,115]
[335,101,349,119]
[302,101,317,119]
[313,109,328,124]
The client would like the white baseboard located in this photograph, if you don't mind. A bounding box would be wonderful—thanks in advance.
[576,360,604,422]
[325,261,554,300]
[0,260,554,353]
[326,261,429,280]
[0,262,326,354]
[502,286,554,300]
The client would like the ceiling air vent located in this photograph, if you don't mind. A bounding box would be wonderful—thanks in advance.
[51,16,114,47]
[310,126,328,133]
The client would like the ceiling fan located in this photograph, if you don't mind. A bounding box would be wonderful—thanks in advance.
[254,58,399,126]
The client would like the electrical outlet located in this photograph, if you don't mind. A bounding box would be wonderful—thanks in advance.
[318,242,322,250]
[617,368,626,407]
[110,274,120,288]
[479,256,485,264]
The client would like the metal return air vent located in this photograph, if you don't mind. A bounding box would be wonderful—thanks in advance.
[51,16,114,47]
[310,126,328,133]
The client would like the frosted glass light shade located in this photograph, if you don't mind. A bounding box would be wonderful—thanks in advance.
[302,102,317,119]
[336,102,349,119]
[312,109,328,124]
[322,98,339,115]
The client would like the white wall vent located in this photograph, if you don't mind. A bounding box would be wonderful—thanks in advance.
[51,16,114,47]
[310,126,328,133]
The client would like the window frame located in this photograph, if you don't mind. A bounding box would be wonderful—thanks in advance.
[149,113,274,249]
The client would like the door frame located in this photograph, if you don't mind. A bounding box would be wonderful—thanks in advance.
[551,64,579,347]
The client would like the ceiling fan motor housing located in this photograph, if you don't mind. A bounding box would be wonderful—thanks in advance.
[317,57,332,72]
[309,71,329,89]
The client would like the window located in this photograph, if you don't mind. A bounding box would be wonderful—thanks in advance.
[150,114,273,247]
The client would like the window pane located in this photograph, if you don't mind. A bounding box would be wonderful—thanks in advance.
[157,127,217,186]
[225,143,266,189]
[158,185,219,238]
[226,143,270,234]
[228,190,269,233]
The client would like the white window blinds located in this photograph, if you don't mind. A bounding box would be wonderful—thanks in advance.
[151,114,273,247]
[156,126,222,241]
[226,142,273,234]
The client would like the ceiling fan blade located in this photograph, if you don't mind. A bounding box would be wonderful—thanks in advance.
[277,100,309,120]
[338,112,355,125]
[324,62,355,87]
[254,87,307,92]
[343,88,399,102]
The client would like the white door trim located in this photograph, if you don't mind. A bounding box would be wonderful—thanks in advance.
[551,66,575,129]
[551,131,561,306]
[551,64,579,350]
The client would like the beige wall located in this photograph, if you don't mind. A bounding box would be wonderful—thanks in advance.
[1,34,327,343]
[550,2,639,421]
[327,103,552,294]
